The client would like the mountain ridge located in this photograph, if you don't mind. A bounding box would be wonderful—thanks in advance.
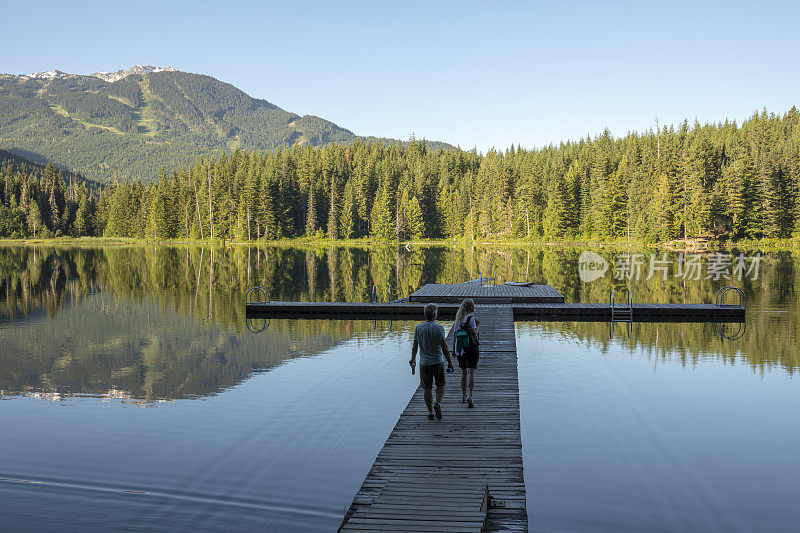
[0,66,453,181]
[92,65,177,82]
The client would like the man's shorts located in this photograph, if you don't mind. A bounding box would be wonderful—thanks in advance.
[419,363,445,390]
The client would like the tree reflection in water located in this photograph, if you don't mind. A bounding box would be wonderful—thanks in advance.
[0,244,797,401]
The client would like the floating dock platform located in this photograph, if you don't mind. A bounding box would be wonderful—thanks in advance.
[246,301,744,322]
[408,283,564,303]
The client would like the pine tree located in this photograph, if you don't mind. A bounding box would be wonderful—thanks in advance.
[20,175,29,215]
[543,174,569,238]
[608,164,628,237]
[327,171,338,240]
[681,135,712,236]
[306,179,317,236]
[105,184,130,237]
[591,147,612,237]
[406,194,425,239]
[28,199,43,238]
[370,183,395,241]
[3,168,12,207]
[722,140,752,237]
[48,188,60,234]
[74,186,94,236]
[258,163,278,239]
[236,198,247,241]
[339,184,355,240]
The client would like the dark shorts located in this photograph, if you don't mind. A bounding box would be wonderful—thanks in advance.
[457,352,479,369]
[420,363,445,390]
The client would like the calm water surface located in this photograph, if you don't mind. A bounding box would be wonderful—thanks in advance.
[1,244,798,531]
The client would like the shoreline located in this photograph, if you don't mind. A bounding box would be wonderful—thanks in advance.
[1,236,797,251]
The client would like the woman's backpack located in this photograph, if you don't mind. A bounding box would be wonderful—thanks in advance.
[455,315,479,355]
[455,326,471,353]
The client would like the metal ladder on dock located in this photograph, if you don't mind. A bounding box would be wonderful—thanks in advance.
[610,288,633,339]
[715,286,746,340]
[371,284,394,303]
[610,287,633,321]
[245,287,271,332]
[246,286,270,304]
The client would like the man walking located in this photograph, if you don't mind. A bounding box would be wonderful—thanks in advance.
[410,303,454,420]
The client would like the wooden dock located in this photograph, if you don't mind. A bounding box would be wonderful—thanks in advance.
[244,283,746,531]
[246,301,744,322]
[339,307,526,532]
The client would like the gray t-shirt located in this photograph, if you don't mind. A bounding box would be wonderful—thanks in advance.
[414,321,446,366]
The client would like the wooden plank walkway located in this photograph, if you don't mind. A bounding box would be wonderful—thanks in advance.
[339,307,527,532]
[246,301,745,322]
[409,283,564,303]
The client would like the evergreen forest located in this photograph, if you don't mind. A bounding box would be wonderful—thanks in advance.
[0,150,100,239]
[2,108,800,243]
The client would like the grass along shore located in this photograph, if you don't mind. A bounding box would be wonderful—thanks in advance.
[2,235,798,251]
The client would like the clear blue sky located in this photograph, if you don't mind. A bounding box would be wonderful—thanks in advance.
[3,0,799,152]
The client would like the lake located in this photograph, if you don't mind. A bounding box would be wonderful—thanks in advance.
[1,244,798,531]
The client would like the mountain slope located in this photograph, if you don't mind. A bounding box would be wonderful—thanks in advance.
[0,66,448,181]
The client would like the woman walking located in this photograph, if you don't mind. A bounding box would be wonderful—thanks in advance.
[453,298,480,408]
